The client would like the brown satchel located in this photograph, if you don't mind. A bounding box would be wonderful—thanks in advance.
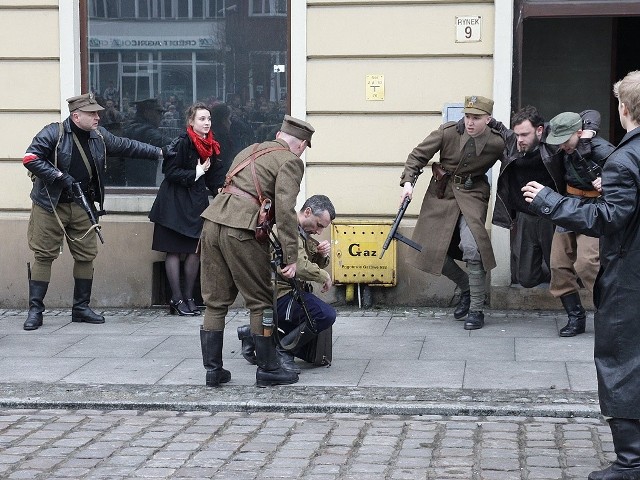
[431,162,451,199]
[221,144,287,243]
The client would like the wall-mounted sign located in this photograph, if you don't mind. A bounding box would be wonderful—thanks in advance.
[455,16,482,43]
[366,74,385,101]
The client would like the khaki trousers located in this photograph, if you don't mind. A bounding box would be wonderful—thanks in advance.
[200,221,272,332]
[549,231,599,297]
[27,202,97,281]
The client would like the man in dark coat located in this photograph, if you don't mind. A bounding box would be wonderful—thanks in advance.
[523,70,640,480]
[199,115,315,388]
[22,92,163,331]
[400,95,505,330]
[123,98,174,186]
[492,106,564,288]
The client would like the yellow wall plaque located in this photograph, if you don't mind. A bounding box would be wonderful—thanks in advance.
[366,74,385,101]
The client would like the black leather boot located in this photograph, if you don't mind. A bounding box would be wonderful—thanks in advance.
[24,280,49,331]
[255,334,298,387]
[200,328,231,387]
[276,346,301,373]
[559,292,586,337]
[453,290,471,319]
[71,278,105,324]
[237,325,256,365]
[589,418,640,480]
[464,311,485,330]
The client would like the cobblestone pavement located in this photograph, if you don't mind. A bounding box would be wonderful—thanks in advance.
[0,408,613,480]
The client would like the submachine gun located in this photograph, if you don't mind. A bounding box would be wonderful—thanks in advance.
[72,182,105,244]
[379,170,423,259]
[265,224,317,351]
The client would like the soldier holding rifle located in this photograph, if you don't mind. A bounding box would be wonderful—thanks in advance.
[22,92,163,331]
[399,96,506,330]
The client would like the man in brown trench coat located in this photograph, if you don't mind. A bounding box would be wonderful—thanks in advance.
[199,115,315,388]
[400,96,506,330]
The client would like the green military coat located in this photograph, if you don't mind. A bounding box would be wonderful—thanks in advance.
[400,122,505,275]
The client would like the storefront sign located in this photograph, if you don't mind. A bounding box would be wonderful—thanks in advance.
[89,36,218,50]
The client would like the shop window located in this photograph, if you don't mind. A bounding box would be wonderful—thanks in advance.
[86,1,289,188]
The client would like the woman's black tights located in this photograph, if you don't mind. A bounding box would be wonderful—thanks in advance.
[165,253,200,301]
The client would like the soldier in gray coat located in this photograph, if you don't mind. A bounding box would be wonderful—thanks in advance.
[524,70,640,480]
[199,115,315,388]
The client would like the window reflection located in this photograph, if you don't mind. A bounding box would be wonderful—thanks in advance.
[88,0,288,187]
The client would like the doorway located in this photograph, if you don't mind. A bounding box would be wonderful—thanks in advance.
[515,3,640,144]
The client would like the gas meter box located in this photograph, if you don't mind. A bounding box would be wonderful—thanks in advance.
[331,222,396,287]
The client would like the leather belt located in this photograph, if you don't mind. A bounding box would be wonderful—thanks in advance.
[566,184,600,198]
[221,184,260,206]
[451,174,484,185]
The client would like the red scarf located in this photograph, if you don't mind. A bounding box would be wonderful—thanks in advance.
[187,126,220,160]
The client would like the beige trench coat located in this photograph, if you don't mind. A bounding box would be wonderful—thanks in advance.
[400,122,505,275]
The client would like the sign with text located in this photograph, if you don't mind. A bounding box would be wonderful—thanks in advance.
[365,74,385,101]
[455,16,482,43]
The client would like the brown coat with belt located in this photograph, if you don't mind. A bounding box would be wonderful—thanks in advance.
[400,121,505,275]
[201,138,304,265]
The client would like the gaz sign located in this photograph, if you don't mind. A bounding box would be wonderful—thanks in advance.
[455,16,482,43]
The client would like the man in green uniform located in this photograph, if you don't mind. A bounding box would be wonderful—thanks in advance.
[199,115,315,388]
[400,96,506,330]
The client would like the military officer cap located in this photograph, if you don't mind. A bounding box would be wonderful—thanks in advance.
[67,92,105,113]
[547,112,582,145]
[133,98,166,112]
[280,115,315,147]
[463,95,494,115]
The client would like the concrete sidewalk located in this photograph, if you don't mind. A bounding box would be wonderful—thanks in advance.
[0,307,600,417]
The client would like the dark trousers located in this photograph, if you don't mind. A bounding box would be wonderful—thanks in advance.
[511,212,554,288]
[276,291,336,334]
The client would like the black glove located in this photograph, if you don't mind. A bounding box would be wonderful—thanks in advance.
[456,118,465,134]
[57,173,75,192]
[488,117,499,129]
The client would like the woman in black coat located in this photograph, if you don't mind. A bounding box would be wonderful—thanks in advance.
[149,102,220,315]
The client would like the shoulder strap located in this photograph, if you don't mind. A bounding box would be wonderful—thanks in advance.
[223,143,287,202]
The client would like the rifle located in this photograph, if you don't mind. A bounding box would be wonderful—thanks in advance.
[379,170,423,259]
[266,224,317,351]
[72,182,104,244]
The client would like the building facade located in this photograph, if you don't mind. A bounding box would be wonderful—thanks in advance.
[0,0,637,309]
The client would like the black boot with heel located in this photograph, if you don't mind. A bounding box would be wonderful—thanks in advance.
[255,334,298,387]
[72,278,105,324]
[200,328,231,387]
[24,280,49,331]
[559,292,586,337]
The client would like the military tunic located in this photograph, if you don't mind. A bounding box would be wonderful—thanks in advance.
[199,139,304,331]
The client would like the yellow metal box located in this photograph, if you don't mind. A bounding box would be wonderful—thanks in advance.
[331,222,396,286]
